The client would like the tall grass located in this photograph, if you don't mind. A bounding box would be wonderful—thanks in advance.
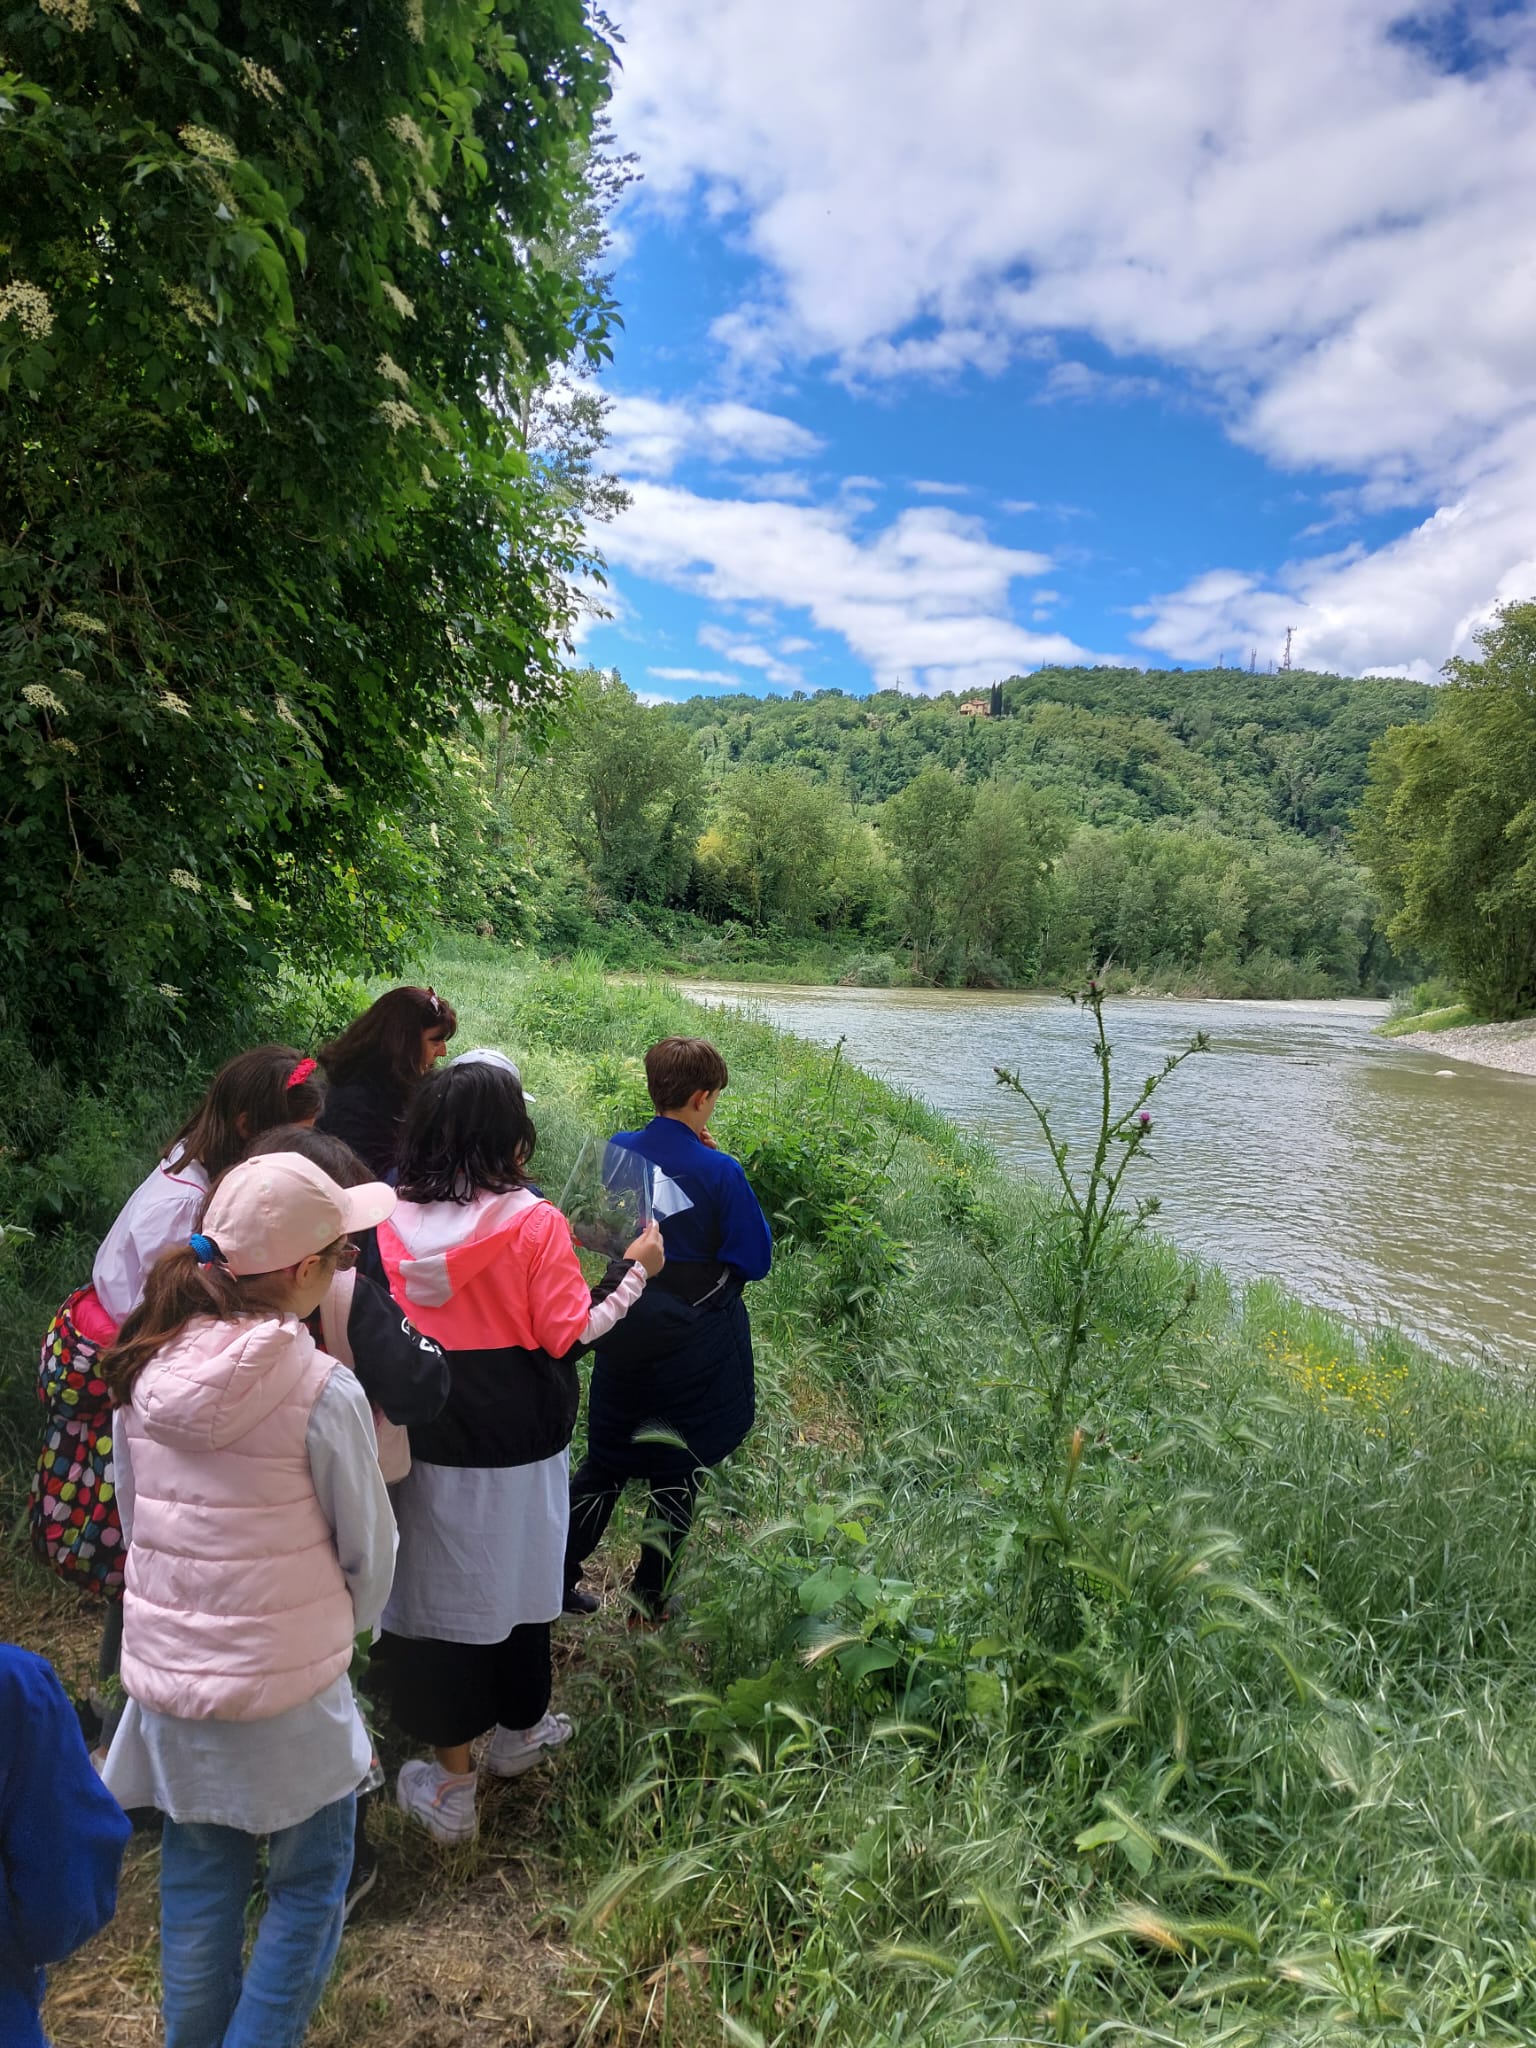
[10,936,1536,2045]
[429,941,1536,2047]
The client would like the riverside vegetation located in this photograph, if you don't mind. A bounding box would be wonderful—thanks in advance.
[6,942,1535,2048]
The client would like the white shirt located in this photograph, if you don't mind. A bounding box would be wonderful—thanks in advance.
[103,1366,397,1834]
[92,1155,209,1324]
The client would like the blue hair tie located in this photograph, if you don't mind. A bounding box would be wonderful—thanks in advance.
[188,1233,222,1266]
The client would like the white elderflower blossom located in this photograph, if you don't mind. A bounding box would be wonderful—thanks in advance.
[232,891,254,912]
[407,200,430,247]
[388,113,431,162]
[0,280,54,340]
[420,464,437,490]
[51,736,80,755]
[22,684,66,715]
[239,58,284,104]
[376,353,411,391]
[179,125,239,166]
[158,691,192,716]
[326,782,344,802]
[352,157,384,207]
[404,0,425,42]
[156,983,183,1000]
[237,706,257,723]
[273,694,305,730]
[169,869,201,893]
[39,0,93,28]
[381,280,415,320]
[58,609,106,634]
[166,283,213,327]
[59,667,85,683]
[424,412,449,448]
[378,399,420,433]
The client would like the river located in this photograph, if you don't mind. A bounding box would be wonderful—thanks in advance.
[682,984,1536,1365]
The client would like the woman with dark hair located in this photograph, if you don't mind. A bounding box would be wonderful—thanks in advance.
[371,1051,663,1844]
[317,986,457,1178]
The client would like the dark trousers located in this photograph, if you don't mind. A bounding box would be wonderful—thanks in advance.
[565,1455,702,1602]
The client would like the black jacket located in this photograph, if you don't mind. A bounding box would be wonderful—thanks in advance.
[585,1260,755,1476]
[317,1077,409,1181]
[311,1267,450,1427]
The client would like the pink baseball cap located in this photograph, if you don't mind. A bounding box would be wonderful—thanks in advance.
[201,1153,396,1276]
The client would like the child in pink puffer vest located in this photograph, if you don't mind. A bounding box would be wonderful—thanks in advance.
[100,1152,397,2048]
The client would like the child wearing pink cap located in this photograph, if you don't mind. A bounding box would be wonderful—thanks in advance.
[100,1152,397,2048]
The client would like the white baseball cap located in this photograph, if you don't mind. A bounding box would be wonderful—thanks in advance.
[200,1153,396,1276]
[450,1046,535,1100]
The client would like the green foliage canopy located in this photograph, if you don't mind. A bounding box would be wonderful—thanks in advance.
[0,0,614,1051]
[1356,603,1536,1017]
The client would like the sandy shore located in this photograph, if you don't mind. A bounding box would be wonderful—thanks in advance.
[1395,1016,1536,1076]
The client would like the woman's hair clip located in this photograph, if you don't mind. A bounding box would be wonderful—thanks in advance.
[285,1056,317,1090]
[425,987,441,1017]
[188,1233,223,1266]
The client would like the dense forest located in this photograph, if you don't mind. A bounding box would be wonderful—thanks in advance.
[415,663,1434,997]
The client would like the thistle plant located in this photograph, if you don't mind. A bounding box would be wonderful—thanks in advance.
[993,973,1209,1426]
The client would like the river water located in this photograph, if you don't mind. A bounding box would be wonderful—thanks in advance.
[683,984,1536,1365]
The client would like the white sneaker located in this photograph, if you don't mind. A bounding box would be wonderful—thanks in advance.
[483,1711,573,1779]
[396,1759,478,1843]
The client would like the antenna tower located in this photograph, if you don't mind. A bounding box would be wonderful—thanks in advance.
[1281,626,1294,672]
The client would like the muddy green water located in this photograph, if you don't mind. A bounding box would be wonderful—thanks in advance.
[684,984,1536,1366]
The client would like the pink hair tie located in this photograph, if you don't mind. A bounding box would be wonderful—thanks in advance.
[285,1056,317,1090]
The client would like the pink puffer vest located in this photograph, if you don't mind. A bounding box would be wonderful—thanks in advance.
[119,1313,355,1722]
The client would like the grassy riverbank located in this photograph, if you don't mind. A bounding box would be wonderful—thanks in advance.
[565,918,1390,1002]
[8,941,1536,2046]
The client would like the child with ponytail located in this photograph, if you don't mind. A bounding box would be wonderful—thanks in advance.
[28,1047,325,1746]
[100,1151,397,2048]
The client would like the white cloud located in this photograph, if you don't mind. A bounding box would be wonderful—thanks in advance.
[911,479,971,497]
[602,485,1085,693]
[605,393,824,480]
[1036,361,1163,406]
[698,622,804,688]
[611,0,1536,671]
[647,666,747,687]
[734,468,815,500]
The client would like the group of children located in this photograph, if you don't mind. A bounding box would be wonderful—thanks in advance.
[13,985,772,2048]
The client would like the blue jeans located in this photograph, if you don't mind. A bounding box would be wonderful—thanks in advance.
[159,1793,354,2048]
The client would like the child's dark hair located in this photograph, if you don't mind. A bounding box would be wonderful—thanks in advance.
[245,1123,372,1190]
[396,1061,536,1205]
[163,1046,325,1182]
[320,987,457,1094]
[645,1037,729,1112]
[103,1243,343,1407]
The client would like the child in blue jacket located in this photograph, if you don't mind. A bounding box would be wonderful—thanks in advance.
[1,1642,131,2048]
[564,1036,772,1618]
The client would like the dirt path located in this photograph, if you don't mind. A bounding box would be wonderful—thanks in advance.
[9,1570,621,2048]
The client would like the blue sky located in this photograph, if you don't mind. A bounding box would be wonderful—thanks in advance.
[576,0,1536,700]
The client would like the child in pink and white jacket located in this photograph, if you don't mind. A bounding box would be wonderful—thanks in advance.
[373,1049,663,1844]
[101,1153,396,2048]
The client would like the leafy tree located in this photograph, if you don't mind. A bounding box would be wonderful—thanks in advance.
[695,768,850,933]
[952,778,1069,981]
[0,0,615,1052]
[547,673,703,906]
[879,767,974,974]
[1356,604,1536,1017]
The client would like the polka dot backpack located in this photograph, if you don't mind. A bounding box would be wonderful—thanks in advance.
[27,1289,124,1598]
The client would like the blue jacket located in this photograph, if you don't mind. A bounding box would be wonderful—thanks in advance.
[588,1118,773,1473]
[1,1645,131,2048]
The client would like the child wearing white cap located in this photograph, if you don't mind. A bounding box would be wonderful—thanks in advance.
[99,1152,398,2048]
